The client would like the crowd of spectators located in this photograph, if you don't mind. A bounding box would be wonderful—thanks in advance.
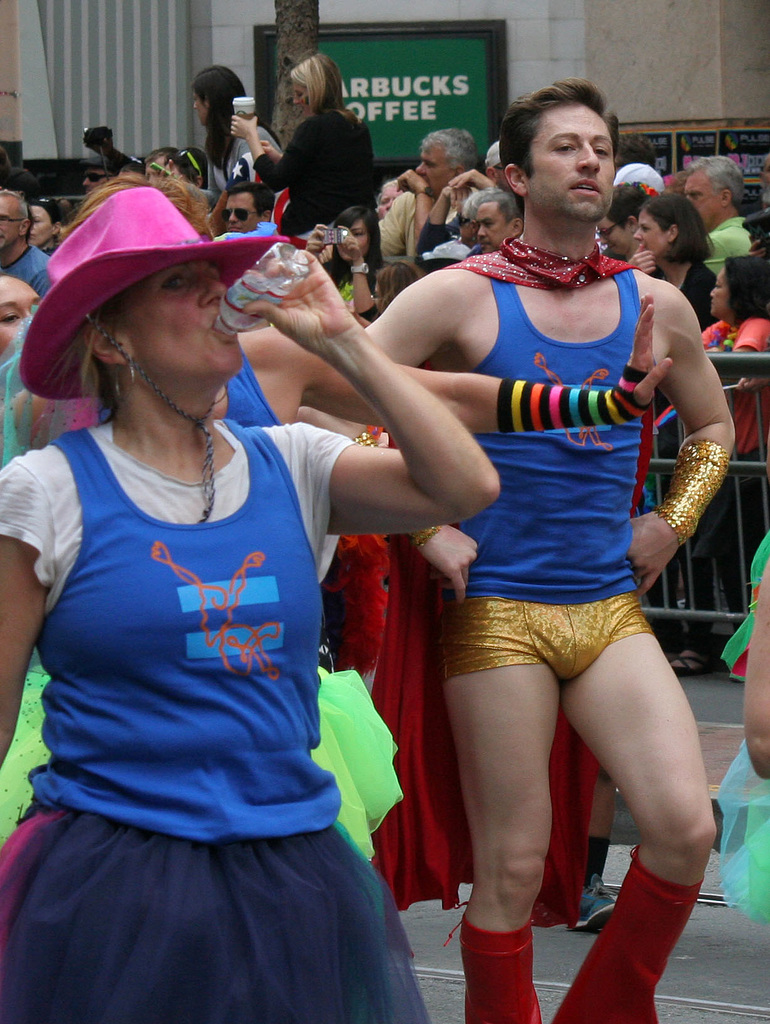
[1,52,769,667]
[1,57,770,1023]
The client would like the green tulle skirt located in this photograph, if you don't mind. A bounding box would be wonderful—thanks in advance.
[1,668,402,858]
[312,668,402,859]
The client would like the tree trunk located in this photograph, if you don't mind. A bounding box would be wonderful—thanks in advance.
[272,0,318,146]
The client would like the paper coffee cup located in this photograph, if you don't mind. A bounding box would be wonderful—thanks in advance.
[233,96,256,117]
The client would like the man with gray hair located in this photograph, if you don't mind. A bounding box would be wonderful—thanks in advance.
[684,155,751,273]
[472,187,523,253]
[0,189,50,295]
[380,128,479,258]
[445,140,508,194]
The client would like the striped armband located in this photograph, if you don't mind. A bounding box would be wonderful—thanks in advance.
[497,364,650,433]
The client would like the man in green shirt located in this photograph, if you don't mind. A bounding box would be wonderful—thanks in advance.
[684,155,751,273]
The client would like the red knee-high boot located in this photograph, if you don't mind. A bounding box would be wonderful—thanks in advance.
[460,918,542,1024]
[552,847,701,1024]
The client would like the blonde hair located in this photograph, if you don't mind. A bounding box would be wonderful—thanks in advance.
[290,53,359,125]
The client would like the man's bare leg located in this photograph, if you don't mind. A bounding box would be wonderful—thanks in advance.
[554,632,713,1023]
[444,663,559,1024]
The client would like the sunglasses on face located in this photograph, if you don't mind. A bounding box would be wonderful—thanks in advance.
[84,171,107,183]
[225,207,253,222]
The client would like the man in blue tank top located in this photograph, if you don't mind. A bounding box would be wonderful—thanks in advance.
[368,79,734,1024]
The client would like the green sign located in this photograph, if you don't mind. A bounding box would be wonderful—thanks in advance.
[322,36,490,160]
[255,22,507,165]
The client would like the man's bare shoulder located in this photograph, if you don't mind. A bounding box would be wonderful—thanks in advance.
[630,270,691,312]
[628,270,707,374]
[369,268,496,366]
[385,266,494,324]
[420,265,494,296]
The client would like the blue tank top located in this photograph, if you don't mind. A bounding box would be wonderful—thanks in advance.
[33,422,339,842]
[227,352,280,427]
[462,270,642,604]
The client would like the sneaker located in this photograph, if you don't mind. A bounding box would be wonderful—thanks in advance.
[570,874,616,932]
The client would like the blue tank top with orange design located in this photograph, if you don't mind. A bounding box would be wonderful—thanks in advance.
[33,421,338,842]
[462,269,642,604]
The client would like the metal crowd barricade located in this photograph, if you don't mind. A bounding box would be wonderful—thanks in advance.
[642,351,770,632]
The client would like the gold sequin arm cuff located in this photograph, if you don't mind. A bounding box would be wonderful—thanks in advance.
[354,430,381,447]
[653,439,730,544]
[410,525,441,547]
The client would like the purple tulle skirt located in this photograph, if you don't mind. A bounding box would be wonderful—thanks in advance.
[0,807,430,1024]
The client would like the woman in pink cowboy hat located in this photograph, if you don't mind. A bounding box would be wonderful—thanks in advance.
[0,185,500,1024]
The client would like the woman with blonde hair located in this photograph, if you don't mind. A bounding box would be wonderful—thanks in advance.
[232,53,374,239]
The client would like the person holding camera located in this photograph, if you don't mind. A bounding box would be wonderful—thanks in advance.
[82,127,134,192]
[306,206,382,324]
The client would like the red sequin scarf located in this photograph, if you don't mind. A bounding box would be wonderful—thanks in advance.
[457,237,630,288]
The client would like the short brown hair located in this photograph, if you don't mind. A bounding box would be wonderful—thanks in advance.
[500,78,619,176]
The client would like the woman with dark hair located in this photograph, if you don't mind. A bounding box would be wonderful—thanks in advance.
[167,147,209,190]
[28,198,63,255]
[632,194,718,670]
[192,65,279,193]
[306,206,382,324]
[633,192,715,329]
[232,53,374,239]
[703,256,770,452]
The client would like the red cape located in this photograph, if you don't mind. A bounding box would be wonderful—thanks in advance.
[372,535,599,924]
[371,420,653,923]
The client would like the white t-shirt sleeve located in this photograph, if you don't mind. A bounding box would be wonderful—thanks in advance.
[262,423,353,574]
[0,446,82,601]
[0,423,353,606]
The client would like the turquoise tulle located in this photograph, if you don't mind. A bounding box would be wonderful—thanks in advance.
[718,531,770,922]
[719,740,770,924]
[0,317,100,465]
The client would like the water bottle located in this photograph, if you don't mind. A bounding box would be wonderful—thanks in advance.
[214,242,310,334]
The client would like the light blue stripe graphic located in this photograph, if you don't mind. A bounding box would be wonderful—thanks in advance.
[177,576,279,612]
[186,624,285,660]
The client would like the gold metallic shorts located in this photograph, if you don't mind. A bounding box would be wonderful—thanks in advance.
[440,591,652,681]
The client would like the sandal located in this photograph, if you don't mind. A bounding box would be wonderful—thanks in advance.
[668,649,711,677]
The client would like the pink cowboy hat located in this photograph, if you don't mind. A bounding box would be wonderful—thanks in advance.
[21,186,284,399]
